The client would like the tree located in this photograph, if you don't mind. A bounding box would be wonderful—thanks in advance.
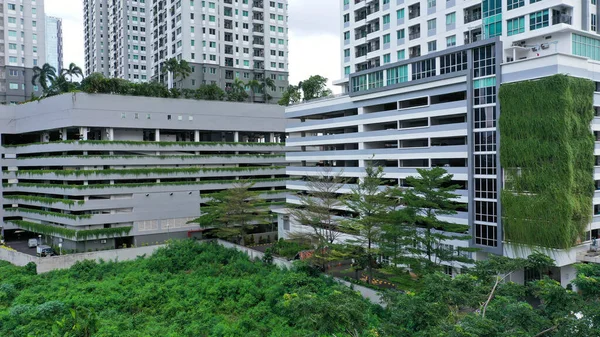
[32,63,58,93]
[342,164,397,283]
[391,167,475,273]
[289,168,346,270]
[278,75,332,106]
[278,84,302,106]
[300,75,332,101]
[191,181,270,245]
[225,78,249,102]
[61,63,84,82]
[262,77,276,103]
[196,84,225,101]
[162,58,191,89]
[247,79,261,103]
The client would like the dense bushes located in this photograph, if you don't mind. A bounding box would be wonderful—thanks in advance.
[0,240,381,336]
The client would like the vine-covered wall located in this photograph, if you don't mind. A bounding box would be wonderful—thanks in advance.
[499,75,595,249]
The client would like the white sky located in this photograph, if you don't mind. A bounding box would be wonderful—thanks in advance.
[45,0,341,92]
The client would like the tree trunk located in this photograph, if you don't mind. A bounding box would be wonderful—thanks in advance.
[367,239,373,284]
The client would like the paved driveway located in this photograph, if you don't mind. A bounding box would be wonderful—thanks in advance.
[5,240,38,256]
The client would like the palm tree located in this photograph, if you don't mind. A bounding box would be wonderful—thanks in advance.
[61,63,84,82]
[162,58,191,89]
[162,58,179,89]
[178,60,191,81]
[261,77,276,103]
[247,79,261,103]
[32,63,57,93]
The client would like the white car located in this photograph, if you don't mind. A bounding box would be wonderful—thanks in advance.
[27,238,38,248]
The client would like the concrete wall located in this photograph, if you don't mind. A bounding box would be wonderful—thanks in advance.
[0,93,288,134]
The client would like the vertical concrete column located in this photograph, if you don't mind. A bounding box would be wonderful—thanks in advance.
[194,130,200,142]
[234,131,240,155]
[107,128,114,141]
[61,128,67,141]
[358,107,366,168]
[79,127,88,140]
[155,129,161,155]
[41,132,50,142]
[269,132,275,143]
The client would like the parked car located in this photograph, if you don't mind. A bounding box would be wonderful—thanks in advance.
[28,238,38,248]
[36,245,56,257]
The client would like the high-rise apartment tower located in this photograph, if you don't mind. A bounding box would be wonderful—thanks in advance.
[83,0,289,102]
[0,0,46,104]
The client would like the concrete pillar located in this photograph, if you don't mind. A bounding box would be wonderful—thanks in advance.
[79,127,88,140]
[41,132,50,142]
[155,129,161,141]
[269,132,275,143]
[194,130,200,142]
[234,131,239,142]
[61,128,67,140]
[107,128,114,141]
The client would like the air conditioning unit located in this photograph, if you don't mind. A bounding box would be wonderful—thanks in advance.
[541,43,550,50]
[100,239,107,244]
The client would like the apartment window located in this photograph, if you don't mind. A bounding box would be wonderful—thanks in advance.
[397,29,405,39]
[7,3,15,10]
[344,31,350,41]
[386,65,409,85]
[344,49,350,58]
[8,43,17,50]
[446,35,456,47]
[427,0,436,8]
[383,34,391,44]
[397,9,405,19]
[475,201,497,223]
[474,106,496,128]
[440,51,467,74]
[475,224,497,247]
[412,58,436,80]
[209,15,216,22]
[573,34,600,61]
[507,0,524,10]
[9,83,18,90]
[593,14,597,32]
[427,19,436,31]
[474,131,497,152]
[427,41,437,52]
[507,16,525,36]
[397,49,405,60]
[473,45,496,78]
[9,56,17,64]
[446,12,455,25]
[475,154,496,175]
[475,178,498,199]
[8,17,16,24]
[344,66,351,75]
[368,71,384,89]
[530,9,549,30]
[8,30,17,37]
[383,14,390,25]
[383,53,391,64]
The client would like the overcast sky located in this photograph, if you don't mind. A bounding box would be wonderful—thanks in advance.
[45,0,341,91]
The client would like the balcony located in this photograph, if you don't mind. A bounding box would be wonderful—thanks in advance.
[464,6,481,24]
[408,4,420,20]
[409,46,421,58]
[552,13,572,25]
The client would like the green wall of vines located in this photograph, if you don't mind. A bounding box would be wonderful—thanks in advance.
[499,74,595,249]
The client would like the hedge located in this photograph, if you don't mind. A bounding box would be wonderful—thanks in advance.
[8,220,133,240]
[5,140,284,148]
[3,195,84,206]
[14,166,286,177]
[499,75,595,249]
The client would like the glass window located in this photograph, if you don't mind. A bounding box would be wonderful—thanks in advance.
[530,10,549,30]
[446,12,456,25]
[507,16,525,36]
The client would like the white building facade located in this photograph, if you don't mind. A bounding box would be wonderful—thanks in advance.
[0,0,46,104]
[83,0,289,102]
[280,0,600,286]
